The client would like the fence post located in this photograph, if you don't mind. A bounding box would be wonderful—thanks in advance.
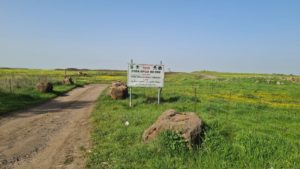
[9,78,12,93]
[194,87,197,112]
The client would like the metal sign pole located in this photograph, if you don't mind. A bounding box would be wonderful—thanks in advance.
[157,88,160,104]
[129,59,133,107]
[129,87,132,107]
[157,60,163,105]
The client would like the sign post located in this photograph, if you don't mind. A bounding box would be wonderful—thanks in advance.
[127,60,165,107]
[129,87,132,107]
[129,60,133,107]
[158,88,161,104]
[158,61,162,104]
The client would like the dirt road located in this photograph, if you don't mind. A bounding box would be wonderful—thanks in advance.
[0,84,107,169]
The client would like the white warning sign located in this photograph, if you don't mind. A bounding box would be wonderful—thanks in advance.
[127,64,165,87]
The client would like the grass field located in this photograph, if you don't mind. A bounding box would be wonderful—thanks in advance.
[87,71,300,169]
[0,68,125,115]
[1,68,300,168]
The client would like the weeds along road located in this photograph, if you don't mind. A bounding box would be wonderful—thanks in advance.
[0,84,108,169]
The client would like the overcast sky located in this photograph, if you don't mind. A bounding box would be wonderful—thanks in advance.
[0,0,299,74]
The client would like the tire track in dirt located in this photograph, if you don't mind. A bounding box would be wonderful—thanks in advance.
[0,84,107,169]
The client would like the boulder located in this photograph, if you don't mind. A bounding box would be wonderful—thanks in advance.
[292,77,300,83]
[63,77,74,85]
[109,81,128,99]
[78,71,88,76]
[36,82,53,93]
[143,109,203,147]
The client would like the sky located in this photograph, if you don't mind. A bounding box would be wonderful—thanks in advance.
[0,0,299,74]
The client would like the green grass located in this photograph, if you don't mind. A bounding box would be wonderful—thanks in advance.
[0,84,76,115]
[0,68,125,115]
[87,72,300,169]
[1,68,299,168]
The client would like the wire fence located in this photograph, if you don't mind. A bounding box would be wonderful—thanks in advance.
[0,72,125,93]
[0,74,67,93]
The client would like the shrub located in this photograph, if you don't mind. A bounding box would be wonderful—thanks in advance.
[157,130,188,154]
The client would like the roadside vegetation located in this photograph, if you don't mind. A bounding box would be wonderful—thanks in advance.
[87,71,300,169]
[0,68,125,115]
